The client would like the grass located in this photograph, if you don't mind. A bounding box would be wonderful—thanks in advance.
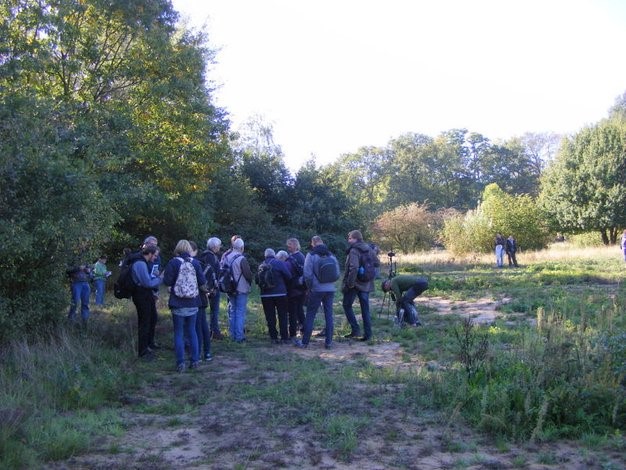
[0,244,625,467]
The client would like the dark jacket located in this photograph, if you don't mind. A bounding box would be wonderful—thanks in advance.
[286,251,306,296]
[343,241,375,293]
[258,256,292,297]
[163,252,207,309]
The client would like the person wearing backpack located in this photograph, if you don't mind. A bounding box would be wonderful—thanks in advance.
[221,237,253,343]
[285,238,307,339]
[342,230,376,341]
[294,236,340,349]
[381,275,428,326]
[163,240,207,373]
[201,237,223,340]
[130,245,163,360]
[257,248,292,344]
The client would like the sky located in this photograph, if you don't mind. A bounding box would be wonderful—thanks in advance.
[171,0,626,172]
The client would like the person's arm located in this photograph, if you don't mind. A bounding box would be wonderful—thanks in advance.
[133,261,161,289]
[343,248,358,288]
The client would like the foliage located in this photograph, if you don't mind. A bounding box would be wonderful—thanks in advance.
[539,118,626,244]
[442,184,550,255]
[370,202,437,253]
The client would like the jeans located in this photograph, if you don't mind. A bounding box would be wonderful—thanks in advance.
[209,291,221,335]
[302,290,334,346]
[342,288,371,339]
[261,295,289,340]
[495,245,504,267]
[195,306,211,357]
[172,308,199,366]
[288,293,306,337]
[68,281,90,322]
[228,293,248,342]
[94,278,106,305]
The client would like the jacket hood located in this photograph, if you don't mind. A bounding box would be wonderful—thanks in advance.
[312,244,331,256]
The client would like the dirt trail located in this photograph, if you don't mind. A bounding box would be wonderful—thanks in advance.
[46,296,623,470]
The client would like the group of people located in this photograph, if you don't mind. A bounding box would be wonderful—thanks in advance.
[68,230,431,372]
[494,234,518,268]
[66,255,112,322]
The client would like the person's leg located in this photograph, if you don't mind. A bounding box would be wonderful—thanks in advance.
[261,297,278,340]
[186,313,199,364]
[302,291,322,345]
[95,279,105,305]
[228,294,236,340]
[276,296,289,341]
[342,288,360,336]
[357,290,371,339]
[133,291,152,356]
[287,295,298,337]
[80,282,91,322]
[296,293,306,332]
[322,292,335,347]
[209,291,222,337]
[233,293,248,342]
[172,313,185,367]
[196,307,211,358]
[68,283,80,321]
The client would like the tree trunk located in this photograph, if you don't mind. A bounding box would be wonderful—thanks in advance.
[609,227,618,245]
[600,229,609,245]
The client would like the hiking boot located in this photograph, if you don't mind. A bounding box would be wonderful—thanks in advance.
[359,336,371,342]
[203,353,213,362]
[176,363,186,373]
[190,361,200,369]
[324,343,333,350]
[315,328,326,337]
[344,331,360,338]
[293,339,307,349]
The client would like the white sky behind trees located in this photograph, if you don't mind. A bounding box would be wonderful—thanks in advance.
[171,0,626,172]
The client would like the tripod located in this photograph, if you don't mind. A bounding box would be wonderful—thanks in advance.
[378,252,397,318]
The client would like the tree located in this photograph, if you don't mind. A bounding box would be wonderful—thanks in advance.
[371,203,436,253]
[539,119,626,244]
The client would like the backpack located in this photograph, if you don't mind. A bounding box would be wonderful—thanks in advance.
[256,261,276,290]
[218,254,242,294]
[288,255,305,288]
[173,257,199,298]
[113,253,143,299]
[355,245,377,282]
[315,254,340,283]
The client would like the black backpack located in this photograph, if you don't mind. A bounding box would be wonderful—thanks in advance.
[218,254,242,294]
[355,245,377,282]
[315,254,340,283]
[288,255,305,288]
[256,261,276,290]
[113,252,144,299]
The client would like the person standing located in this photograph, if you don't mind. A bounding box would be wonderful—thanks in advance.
[257,248,292,344]
[342,230,375,341]
[67,262,92,323]
[621,229,626,262]
[286,238,307,339]
[222,238,253,343]
[381,275,428,326]
[295,236,339,349]
[92,255,111,306]
[201,237,223,339]
[130,245,162,360]
[142,235,162,349]
[190,241,212,362]
[163,240,207,372]
[494,234,505,268]
[506,235,519,267]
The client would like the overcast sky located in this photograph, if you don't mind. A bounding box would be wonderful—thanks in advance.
[171,0,626,171]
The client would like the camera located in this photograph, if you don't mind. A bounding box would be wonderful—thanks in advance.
[387,251,395,258]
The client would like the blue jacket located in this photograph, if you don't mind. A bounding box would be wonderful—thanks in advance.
[163,252,207,309]
[258,256,291,297]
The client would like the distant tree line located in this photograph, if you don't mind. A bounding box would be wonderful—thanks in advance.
[0,0,624,341]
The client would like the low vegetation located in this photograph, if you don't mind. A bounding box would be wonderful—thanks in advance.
[1,245,624,468]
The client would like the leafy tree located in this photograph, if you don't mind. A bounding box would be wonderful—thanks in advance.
[370,202,436,253]
[539,118,626,244]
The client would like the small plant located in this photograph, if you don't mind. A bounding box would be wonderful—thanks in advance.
[453,317,489,380]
